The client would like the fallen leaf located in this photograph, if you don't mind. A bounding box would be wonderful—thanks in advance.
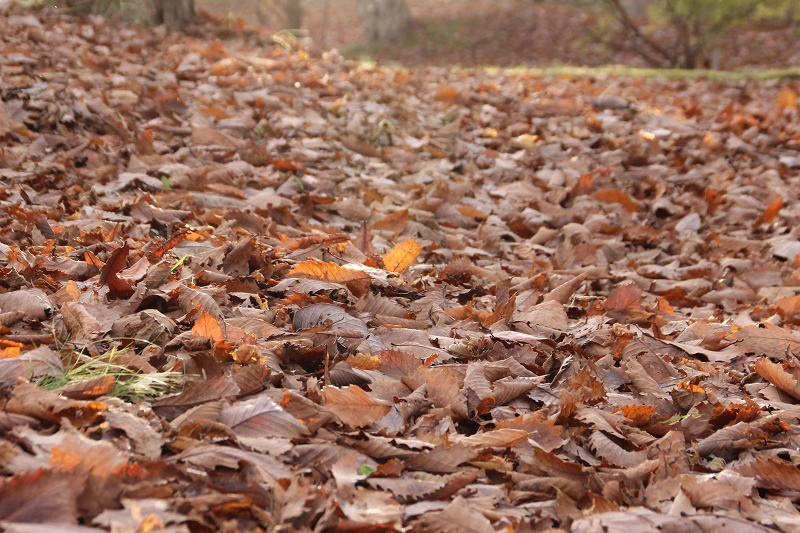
[288,260,372,284]
[0,469,81,524]
[754,358,800,400]
[323,385,391,427]
[191,310,224,342]
[372,208,410,234]
[754,197,783,226]
[218,393,310,438]
[602,282,642,312]
[593,189,641,212]
[776,85,798,110]
[383,238,422,273]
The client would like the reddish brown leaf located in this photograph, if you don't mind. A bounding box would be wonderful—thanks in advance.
[0,469,81,524]
[99,244,129,284]
[0,289,54,320]
[99,245,134,299]
[602,282,642,312]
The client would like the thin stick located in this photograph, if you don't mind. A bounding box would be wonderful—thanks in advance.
[324,340,331,388]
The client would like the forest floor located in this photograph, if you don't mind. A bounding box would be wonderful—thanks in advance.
[4,1,800,532]
[197,0,800,71]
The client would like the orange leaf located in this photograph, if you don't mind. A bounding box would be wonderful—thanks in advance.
[199,105,230,119]
[288,260,371,284]
[455,204,488,220]
[776,86,798,110]
[602,283,642,312]
[755,197,783,226]
[0,339,22,359]
[435,85,460,103]
[323,385,391,427]
[372,208,410,234]
[571,173,593,197]
[192,311,224,342]
[655,297,674,313]
[58,375,116,400]
[383,238,422,273]
[272,158,299,171]
[613,404,657,426]
[84,250,105,268]
[346,354,382,370]
[776,294,800,319]
[704,189,724,215]
[593,189,640,213]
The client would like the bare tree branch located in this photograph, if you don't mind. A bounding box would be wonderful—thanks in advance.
[601,0,677,67]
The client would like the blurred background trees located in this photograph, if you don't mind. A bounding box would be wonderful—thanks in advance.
[357,0,413,43]
[151,0,196,29]
[601,0,799,68]
[55,0,800,71]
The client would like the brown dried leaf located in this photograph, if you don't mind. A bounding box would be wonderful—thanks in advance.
[60,302,102,342]
[219,393,310,438]
[152,376,240,420]
[736,454,800,491]
[457,428,528,449]
[0,469,81,524]
[734,323,800,360]
[405,443,478,474]
[0,289,53,321]
[421,496,494,533]
[754,358,800,400]
[589,431,647,468]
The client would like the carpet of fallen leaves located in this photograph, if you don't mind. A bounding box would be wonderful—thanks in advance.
[6,3,800,533]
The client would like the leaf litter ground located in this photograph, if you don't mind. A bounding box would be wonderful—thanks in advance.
[4,3,800,533]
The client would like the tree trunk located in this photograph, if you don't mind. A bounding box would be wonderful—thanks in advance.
[357,0,412,43]
[283,0,303,29]
[151,0,196,30]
